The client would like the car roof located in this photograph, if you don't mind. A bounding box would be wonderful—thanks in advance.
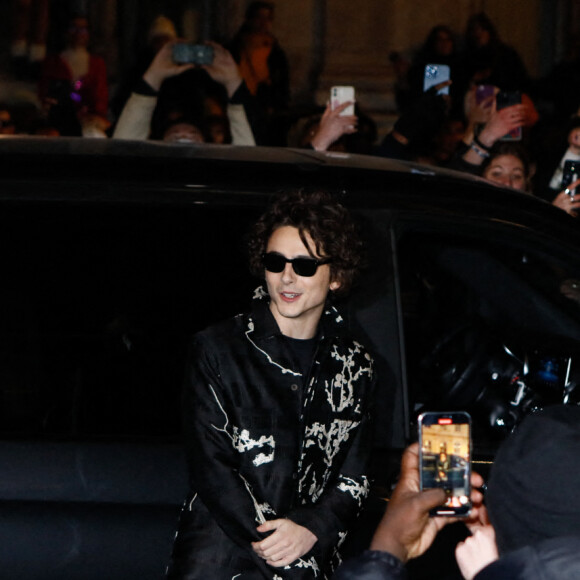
[0,136,578,247]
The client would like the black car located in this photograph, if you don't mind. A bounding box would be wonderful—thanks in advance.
[0,137,579,579]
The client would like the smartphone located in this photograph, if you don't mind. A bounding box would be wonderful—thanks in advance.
[423,64,450,96]
[172,43,214,65]
[496,90,522,141]
[330,86,355,116]
[475,84,495,106]
[561,160,580,194]
[418,411,472,517]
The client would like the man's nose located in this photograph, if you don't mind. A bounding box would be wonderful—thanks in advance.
[281,262,296,282]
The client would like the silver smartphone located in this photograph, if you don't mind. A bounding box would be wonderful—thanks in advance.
[418,411,472,516]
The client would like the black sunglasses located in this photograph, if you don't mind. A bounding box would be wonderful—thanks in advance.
[262,252,332,277]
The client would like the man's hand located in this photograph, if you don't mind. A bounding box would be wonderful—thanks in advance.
[251,519,317,568]
[202,41,242,99]
[310,102,357,152]
[455,525,499,580]
[369,443,484,563]
[143,40,195,92]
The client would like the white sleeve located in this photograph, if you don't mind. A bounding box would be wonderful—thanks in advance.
[112,93,158,141]
[227,103,256,146]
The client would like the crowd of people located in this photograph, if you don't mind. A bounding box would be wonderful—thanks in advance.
[3,4,580,216]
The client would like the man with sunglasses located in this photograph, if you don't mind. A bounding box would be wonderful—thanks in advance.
[167,190,376,579]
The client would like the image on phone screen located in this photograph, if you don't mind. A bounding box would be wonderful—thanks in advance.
[423,64,450,95]
[418,411,471,516]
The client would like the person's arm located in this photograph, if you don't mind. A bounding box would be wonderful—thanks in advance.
[309,101,357,152]
[199,42,256,146]
[176,336,284,574]
[202,42,261,146]
[461,85,496,149]
[460,102,526,168]
[333,443,484,580]
[113,41,193,141]
[370,443,462,562]
[251,410,372,568]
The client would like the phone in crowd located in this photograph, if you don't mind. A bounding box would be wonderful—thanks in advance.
[423,64,450,95]
[562,160,580,195]
[330,86,355,116]
[172,43,215,65]
[496,90,522,141]
[418,411,472,517]
[475,84,495,106]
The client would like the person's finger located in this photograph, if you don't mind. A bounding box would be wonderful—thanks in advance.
[331,100,354,114]
[433,79,452,92]
[266,554,294,567]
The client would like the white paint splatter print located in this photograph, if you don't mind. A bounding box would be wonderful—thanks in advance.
[337,475,370,506]
[304,419,359,467]
[286,555,320,576]
[326,342,373,413]
[208,385,276,466]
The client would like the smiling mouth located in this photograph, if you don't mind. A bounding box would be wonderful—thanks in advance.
[281,292,301,301]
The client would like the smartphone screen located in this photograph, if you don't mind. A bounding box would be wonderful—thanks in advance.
[418,411,472,516]
[423,64,450,95]
[330,86,355,116]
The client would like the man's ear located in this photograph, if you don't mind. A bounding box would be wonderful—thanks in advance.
[330,280,341,292]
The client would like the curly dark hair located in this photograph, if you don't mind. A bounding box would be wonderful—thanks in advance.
[248,190,363,296]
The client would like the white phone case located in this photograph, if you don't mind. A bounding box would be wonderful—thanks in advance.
[330,86,355,116]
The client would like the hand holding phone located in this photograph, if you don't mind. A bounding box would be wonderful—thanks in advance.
[418,411,472,517]
[562,160,580,195]
[495,91,522,141]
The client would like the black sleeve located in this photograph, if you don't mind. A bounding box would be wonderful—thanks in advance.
[229,81,269,146]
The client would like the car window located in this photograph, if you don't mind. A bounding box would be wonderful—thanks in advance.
[396,227,580,456]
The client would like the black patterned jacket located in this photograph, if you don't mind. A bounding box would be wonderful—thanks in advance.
[167,288,376,580]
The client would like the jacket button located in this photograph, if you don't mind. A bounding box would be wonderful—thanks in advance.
[290,384,299,392]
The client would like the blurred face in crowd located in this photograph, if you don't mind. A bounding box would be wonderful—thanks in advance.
[163,123,205,144]
[471,23,491,48]
[483,154,527,191]
[249,8,274,34]
[569,128,580,153]
[434,30,454,57]
[67,17,90,48]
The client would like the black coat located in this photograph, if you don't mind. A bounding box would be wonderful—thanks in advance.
[475,535,580,579]
[167,289,376,579]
